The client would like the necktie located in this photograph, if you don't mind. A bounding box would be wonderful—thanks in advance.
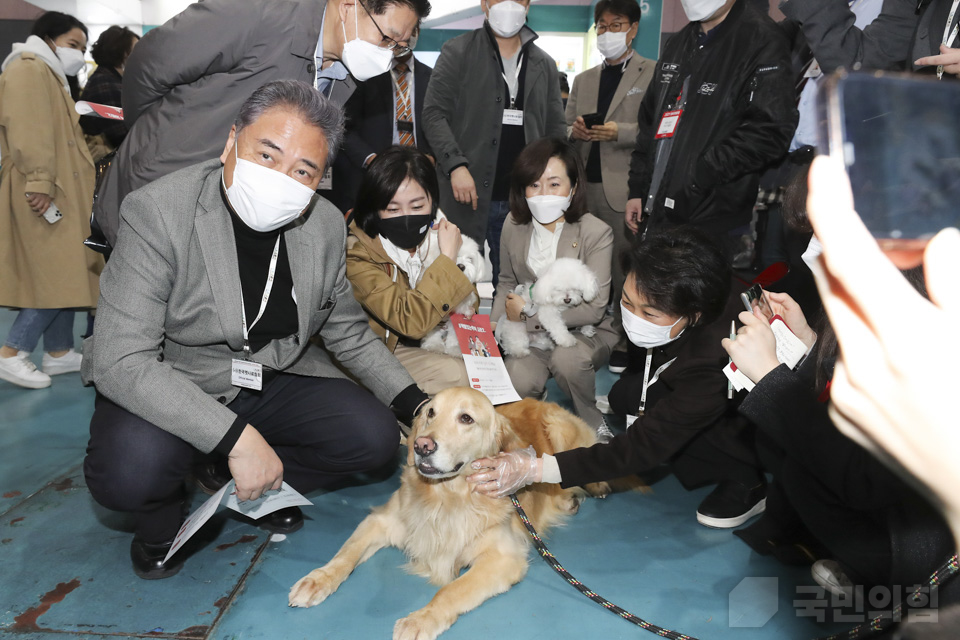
[394,63,415,147]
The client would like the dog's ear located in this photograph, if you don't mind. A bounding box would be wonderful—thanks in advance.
[583,272,600,302]
[494,412,523,453]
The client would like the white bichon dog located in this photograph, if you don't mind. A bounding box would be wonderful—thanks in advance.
[419,231,484,357]
[499,258,599,357]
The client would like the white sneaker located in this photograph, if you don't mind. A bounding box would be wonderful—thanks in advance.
[811,559,855,598]
[0,353,52,389]
[42,349,83,375]
[596,395,613,414]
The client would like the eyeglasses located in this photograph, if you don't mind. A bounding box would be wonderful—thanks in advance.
[359,0,413,58]
[595,21,632,35]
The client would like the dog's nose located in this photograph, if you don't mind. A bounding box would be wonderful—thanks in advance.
[414,436,437,457]
[563,296,572,304]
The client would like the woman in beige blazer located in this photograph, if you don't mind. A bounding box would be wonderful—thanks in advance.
[491,138,618,441]
[0,12,102,390]
[346,147,478,396]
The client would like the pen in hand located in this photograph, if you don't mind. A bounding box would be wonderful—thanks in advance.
[727,320,735,399]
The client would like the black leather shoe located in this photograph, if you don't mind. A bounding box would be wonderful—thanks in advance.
[130,537,184,580]
[194,461,232,495]
[259,506,304,534]
[696,480,767,529]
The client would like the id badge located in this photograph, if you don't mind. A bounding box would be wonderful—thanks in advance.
[502,109,523,126]
[232,358,263,391]
[318,167,333,191]
[655,109,683,139]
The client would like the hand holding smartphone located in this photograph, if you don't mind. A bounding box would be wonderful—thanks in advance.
[42,203,62,224]
[581,112,604,129]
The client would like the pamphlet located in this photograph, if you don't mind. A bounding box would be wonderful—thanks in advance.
[75,101,124,120]
[450,313,521,405]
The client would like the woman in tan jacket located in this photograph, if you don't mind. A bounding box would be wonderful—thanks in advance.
[0,11,102,389]
[346,146,477,396]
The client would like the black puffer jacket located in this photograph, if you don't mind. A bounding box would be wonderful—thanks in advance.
[627,0,798,235]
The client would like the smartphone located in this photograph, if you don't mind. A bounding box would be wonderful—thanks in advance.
[581,112,604,129]
[740,284,773,320]
[42,203,63,224]
[817,70,960,248]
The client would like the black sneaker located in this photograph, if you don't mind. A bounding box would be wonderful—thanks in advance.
[696,480,767,529]
[131,536,184,580]
[193,461,232,495]
[257,506,304,535]
[607,350,628,374]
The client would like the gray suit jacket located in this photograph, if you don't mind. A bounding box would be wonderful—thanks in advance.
[422,25,567,243]
[491,213,615,333]
[94,0,356,246]
[82,159,415,454]
[564,55,655,213]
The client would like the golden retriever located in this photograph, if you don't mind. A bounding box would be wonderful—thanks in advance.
[288,387,608,640]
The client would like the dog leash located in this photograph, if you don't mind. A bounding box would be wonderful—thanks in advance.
[509,494,958,640]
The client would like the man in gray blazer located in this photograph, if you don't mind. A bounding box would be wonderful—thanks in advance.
[94,0,432,248]
[422,0,566,286]
[82,81,427,580]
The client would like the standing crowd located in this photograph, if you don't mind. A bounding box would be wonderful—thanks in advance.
[1,0,959,635]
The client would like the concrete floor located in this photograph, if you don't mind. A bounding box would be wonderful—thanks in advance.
[0,308,854,640]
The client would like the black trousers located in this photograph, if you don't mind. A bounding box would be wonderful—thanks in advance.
[84,375,399,543]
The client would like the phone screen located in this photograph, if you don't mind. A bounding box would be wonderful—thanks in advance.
[741,285,773,321]
[821,73,960,243]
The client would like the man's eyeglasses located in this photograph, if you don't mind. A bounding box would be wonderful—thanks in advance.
[595,21,632,35]
[359,0,413,58]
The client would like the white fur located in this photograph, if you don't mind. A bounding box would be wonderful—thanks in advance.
[500,258,599,357]
[420,232,483,357]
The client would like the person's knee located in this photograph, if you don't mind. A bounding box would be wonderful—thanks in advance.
[418,358,469,395]
[353,405,401,470]
[505,358,544,398]
[550,343,593,382]
[84,449,179,512]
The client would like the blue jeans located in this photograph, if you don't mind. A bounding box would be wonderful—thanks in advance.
[486,200,511,289]
[5,309,75,353]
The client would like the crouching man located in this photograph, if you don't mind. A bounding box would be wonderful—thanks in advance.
[82,80,426,579]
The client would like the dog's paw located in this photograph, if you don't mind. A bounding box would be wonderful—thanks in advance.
[554,333,578,348]
[579,325,596,337]
[585,481,611,499]
[289,568,339,608]
[393,609,450,640]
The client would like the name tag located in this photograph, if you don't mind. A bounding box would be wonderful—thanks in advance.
[397,120,414,133]
[318,167,333,191]
[232,358,263,391]
[655,109,682,139]
[502,109,523,126]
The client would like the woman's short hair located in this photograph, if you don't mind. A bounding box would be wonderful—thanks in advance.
[91,26,138,69]
[594,0,642,24]
[353,146,440,238]
[622,226,731,327]
[31,11,88,44]
[509,138,588,225]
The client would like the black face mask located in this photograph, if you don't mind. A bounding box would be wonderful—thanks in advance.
[378,213,434,250]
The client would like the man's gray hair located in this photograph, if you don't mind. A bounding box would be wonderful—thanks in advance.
[234,80,345,166]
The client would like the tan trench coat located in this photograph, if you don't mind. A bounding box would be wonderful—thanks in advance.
[0,52,102,309]
[345,221,478,352]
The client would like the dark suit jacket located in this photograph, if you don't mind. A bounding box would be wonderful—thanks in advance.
[327,59,432,213]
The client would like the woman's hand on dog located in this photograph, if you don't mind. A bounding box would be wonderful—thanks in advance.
[505,293,525,322]
[468,446,543,497]
[228,424,284,501]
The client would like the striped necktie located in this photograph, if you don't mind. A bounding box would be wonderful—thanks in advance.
[394,62,415,147]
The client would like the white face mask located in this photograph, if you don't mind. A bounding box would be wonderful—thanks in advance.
[801,235,823,270]
[56,47,85,76]
[341,4,395,81]
[487,1,528,38]
[680,0,727,22]
[526,193,572,225]
[596,31,629,60]
[621,303,684,348]
[224,143,317,232]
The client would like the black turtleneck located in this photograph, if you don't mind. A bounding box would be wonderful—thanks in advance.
[222,186,298,353]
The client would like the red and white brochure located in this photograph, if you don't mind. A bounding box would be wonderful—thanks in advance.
[723,314,810,393]
[450,314,520,405]
[75,101,124,121]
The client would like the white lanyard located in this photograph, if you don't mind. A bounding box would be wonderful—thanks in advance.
[502,54,525,108]
[638,348,677,413]
[939,0,960,79]
[240,236,281,357]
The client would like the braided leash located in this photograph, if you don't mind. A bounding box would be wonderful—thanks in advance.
[510,493,958,640]
[816,554,959,640]
[509,494,699,640]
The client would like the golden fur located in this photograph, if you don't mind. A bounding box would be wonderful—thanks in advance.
[288,387,607,640]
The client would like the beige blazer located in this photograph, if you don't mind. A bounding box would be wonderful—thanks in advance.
[565,54,655,213]
[491,213,614,333]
